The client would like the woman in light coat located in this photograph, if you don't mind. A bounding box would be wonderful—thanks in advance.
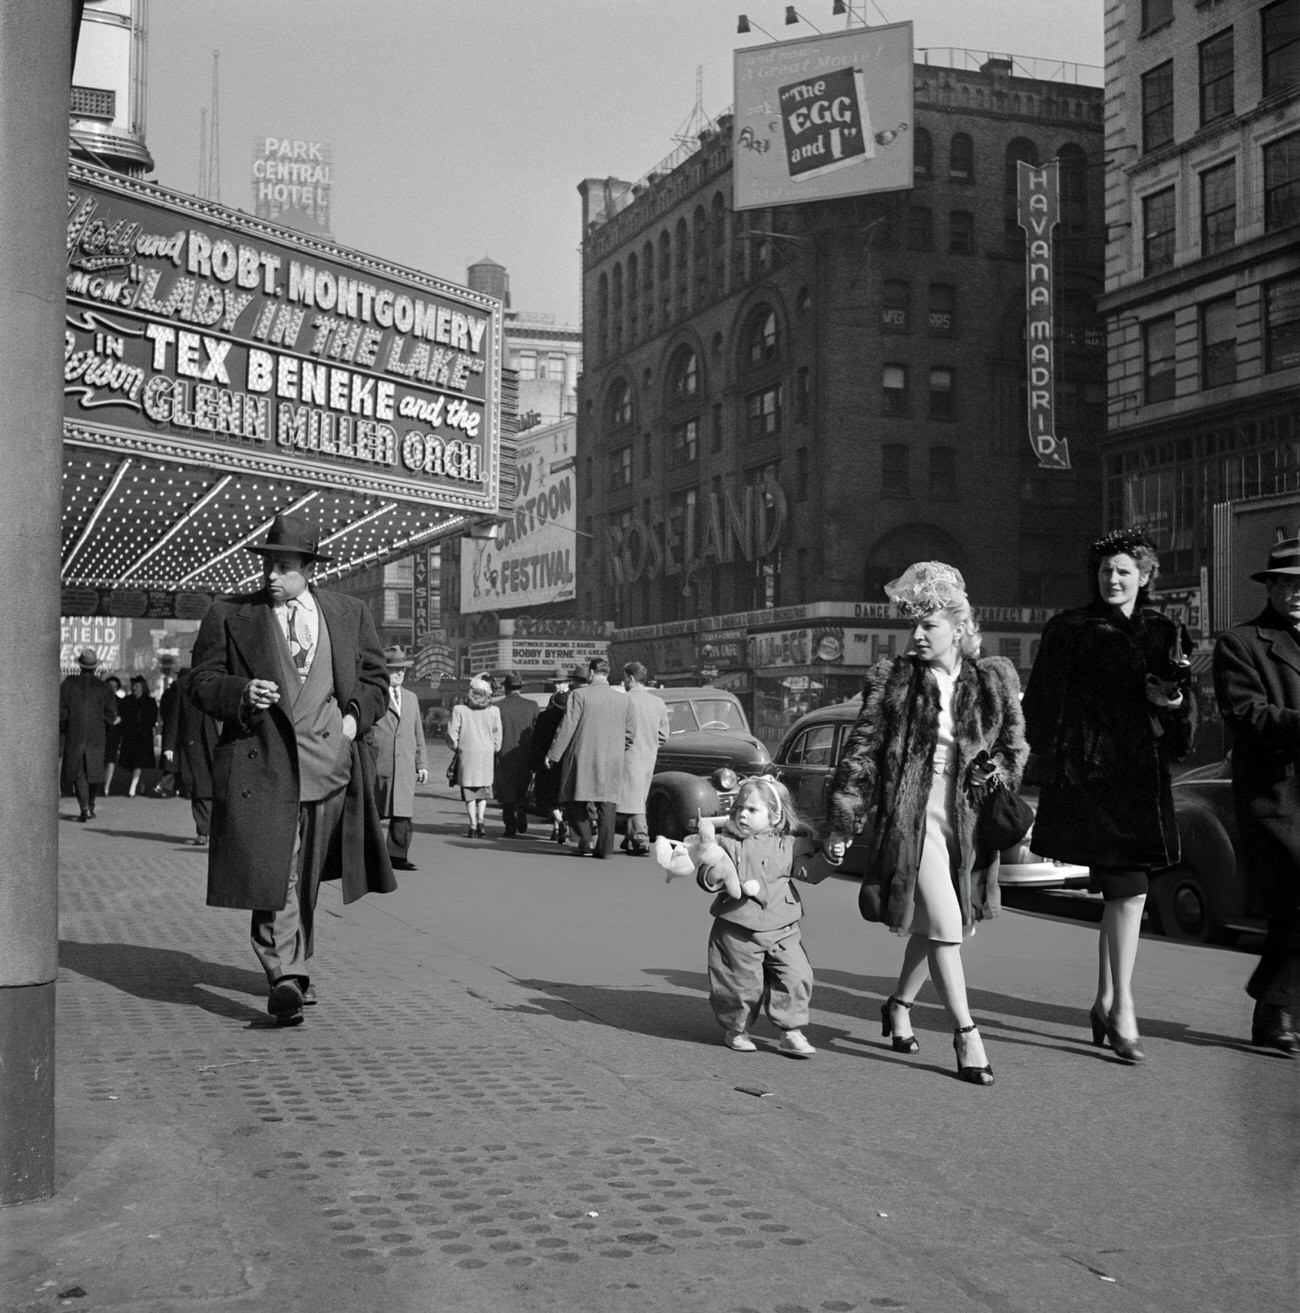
[825,562,1027,1086]
[447,676,503,838]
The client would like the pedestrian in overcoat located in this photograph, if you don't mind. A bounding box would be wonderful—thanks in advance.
[494,672,539,837]
[188,512,394,1026]
[825,562,1026,1086]
[531,673,577,843]
[546,655,635,858]
[618,661,670,854]
[59,647,118,821]
[370,645,427,870]
[117,674,157,796]
[1213,534,1300,1054]
[447,676,503,838]
[164,665,221,845]
[1023,527,1192,1063]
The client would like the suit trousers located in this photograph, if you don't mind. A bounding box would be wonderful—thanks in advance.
[251,786,347,987]
[191,796,212,838]
[568,800,616,856]
[706,919,812,1034]
[387,815,412,861]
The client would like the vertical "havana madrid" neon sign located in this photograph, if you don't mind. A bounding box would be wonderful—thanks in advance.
[1017,160,1070,470]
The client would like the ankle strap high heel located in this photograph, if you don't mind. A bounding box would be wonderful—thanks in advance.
[881,995,920,1054]
[953,1023,994,1086]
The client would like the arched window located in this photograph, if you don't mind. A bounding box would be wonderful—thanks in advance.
[597,271,609,354]
[626,253,639,343]
[746,305,780,366]
[611,263,623,350]
[950,132,974,183]
[1005,137,1039,194]
[711,191,726,244]
[606,378,633,430]
[913,127,933,180]
[668,344,699,403]
[658,230,671,283]
[1057,142,1088,236]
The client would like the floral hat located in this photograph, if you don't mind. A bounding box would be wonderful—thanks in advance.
[884,561,967,620]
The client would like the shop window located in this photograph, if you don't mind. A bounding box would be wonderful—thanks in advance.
[1143,187,1175,276]
[1263,0,1300,98]
[1265,274,1300,372]
[1263,132,1300,232]
[928,368,955,421]
[670,419,699,469]
[1201,296,1237,389]
[929,445,957,499]
[1143,316,1176,403]
[882,364,909,417]
[881,443,909,496]
[1200,160,1236,256]
[881,279,910,334]
[1142,62,1174,154]
[907,206,933,251]
[745,384,783,440]
[949,210,975,254]
[928,284,955,337]
[949,132,974,184]
[913,126,932,180]
[1199,29,1234,126]
[609,445,633,489]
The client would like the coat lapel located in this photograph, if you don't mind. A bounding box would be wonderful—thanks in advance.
[226,599,288,684]
[1261,621,1300,679]
[314,589,353,702]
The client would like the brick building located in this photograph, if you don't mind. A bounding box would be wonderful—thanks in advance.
[578,54,1106,740]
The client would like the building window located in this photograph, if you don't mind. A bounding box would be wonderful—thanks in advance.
[1143,316,1176,403]
[606,379,632,429]
[1264,0,1300,98]
[711,402,723,451]
[928,367,955,420]
[928,446,956,499]
[907,206,933,251]
[1004,138,1038,194]
[949,210,975,254]
[1199,29,1234,126]
[914,127,932,180]
[795,366,811,420]
[668,345,699,402]
[881,443,909,496]
[745,384,783,440]
[1200,160,1236,256]
[1201,296,1237,389]
[882,364,909,417]
[1265,274,1300,372]
[881,279,910,334]
[1143,187,1176,276]
[795,447,810,501]
[1263,132,1300,231]
[642,432,652,475]
[1142,62,1174,154]
[609,445,633,489]
[1142,0,1173,33]
[949,132,974,184]
[928,284,955,337]
[747,306,779,366]
[670,419,699,468]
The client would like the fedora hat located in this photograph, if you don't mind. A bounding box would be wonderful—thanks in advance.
[503,672,523,689]
[1251,535,1300,582]
[247,512,333,562]
[77,647,99,669]
[382,644,414,668]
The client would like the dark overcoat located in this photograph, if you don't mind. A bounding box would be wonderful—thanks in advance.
[164,668,219,799]
[1213,603,1300,914]
[59,672,118,791]
[548,677,635,804]
[494,691,539,803]
[188,587,393,911]
[825,655,1027,931]
[117,692,157,770]
[1023,602,1192,870]
[529,691,569,812]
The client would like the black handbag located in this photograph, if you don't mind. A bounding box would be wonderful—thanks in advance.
[445,748,460,786]
[973,775,1034,868]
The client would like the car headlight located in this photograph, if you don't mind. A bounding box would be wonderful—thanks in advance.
[712,767,739,792]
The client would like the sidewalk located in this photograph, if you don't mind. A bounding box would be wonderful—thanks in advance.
[3,780,1296,1313]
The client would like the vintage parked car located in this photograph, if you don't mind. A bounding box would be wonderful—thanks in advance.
[1158,757,1264,943]
[769,697,1091,889]
[643,687,770,840]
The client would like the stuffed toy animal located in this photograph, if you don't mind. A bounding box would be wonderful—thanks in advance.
[651,815,762,899]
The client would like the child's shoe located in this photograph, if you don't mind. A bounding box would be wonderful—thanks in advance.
[779,1029,816,1058]
[724,1030,757,1052]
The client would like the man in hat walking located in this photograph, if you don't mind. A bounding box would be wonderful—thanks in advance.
[189,512,394,1026]
[494,673,539,837]
[370,645,427,871]
[1213,533,1300,1054]
[59,647,119,822]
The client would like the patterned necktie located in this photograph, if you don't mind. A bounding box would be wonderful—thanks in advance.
[286,598,311,680]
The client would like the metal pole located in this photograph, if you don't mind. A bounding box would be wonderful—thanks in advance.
[0,0,72,1205]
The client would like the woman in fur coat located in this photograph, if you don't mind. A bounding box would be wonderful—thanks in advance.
[825,563,1027,1086]
[1023,527,1192,1063]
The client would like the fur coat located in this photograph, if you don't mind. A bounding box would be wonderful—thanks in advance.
[825,655,1028,931]
[1022,602,1192,870]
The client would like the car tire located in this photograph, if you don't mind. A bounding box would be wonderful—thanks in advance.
[1151,866,1232,945]
[648,797,684,843]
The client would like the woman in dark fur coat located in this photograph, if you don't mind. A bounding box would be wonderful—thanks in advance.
[825,563,1028,1086]
[1023,528,1192,1063]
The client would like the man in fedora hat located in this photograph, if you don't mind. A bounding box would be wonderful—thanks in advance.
[59,647,119,822]
[1213,531,1300,1054]
[369,645,427,871]
[189,511,394,1025]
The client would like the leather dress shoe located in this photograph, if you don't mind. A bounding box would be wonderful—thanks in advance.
[391,858,417,871]
[1251,1002,1298,1055]
[268,977,305,1025]
[302,983,318,1006]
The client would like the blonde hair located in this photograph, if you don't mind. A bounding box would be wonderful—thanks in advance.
[936,596,983,659]
[466,679,492,708]
[732,776,811,837]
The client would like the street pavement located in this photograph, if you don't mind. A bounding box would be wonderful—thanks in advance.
[3,739,1296,1313]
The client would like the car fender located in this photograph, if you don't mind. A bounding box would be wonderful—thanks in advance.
[646,771,722,840]
[1165,797,1241,923]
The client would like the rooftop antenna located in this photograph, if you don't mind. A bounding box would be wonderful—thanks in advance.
[672,65,709,148]
[198,106,208,199]
[206,50,221,203]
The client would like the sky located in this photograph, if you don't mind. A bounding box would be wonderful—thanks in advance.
[144,1,1105,326]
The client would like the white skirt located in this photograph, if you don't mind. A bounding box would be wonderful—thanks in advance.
[909,764,964,943]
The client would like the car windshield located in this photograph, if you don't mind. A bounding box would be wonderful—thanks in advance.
[666,697,747,734]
